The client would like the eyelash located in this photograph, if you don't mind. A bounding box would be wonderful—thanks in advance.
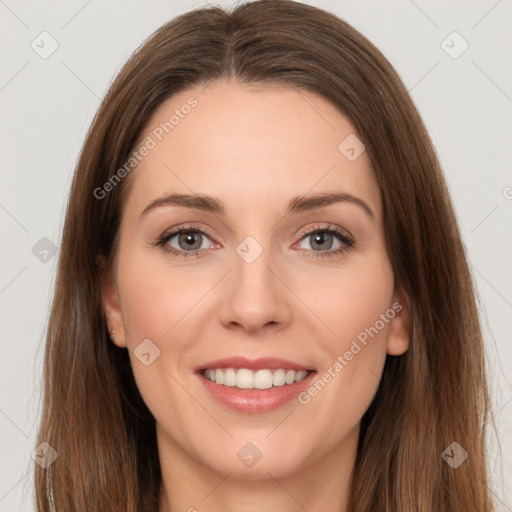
[154,223,355,260]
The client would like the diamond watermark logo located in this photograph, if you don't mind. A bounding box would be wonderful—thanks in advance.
[338,134,365,161]
[31,31,59,59]
[236,236,263,264]
[133,338,161,366]
[441,31,469,60]
[32,442,59,468]
[32,237,57,263]
[441,442,468,468]
[237,442,262,468]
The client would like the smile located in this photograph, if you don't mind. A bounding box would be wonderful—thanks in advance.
[201,368,311,390]
[197,368,317,413]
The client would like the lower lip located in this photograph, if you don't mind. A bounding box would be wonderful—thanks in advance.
[196,371,316,413]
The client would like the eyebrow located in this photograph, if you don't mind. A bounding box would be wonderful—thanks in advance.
[140,191,374,220]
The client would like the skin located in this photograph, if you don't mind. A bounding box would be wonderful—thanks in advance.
[103,80,410,512]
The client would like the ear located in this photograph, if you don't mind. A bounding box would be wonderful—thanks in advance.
[386,285,411,356]
[97,254,127,348]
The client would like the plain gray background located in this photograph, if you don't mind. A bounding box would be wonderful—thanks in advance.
[1,0,511,510]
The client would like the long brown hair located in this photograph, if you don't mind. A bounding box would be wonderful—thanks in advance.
[34,1,495,510]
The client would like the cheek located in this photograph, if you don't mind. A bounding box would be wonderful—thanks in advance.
[302,251,395,351]
[115,248,205,431]
[117,245,207,341]
[295,254,394,444]
[115,243,218,375]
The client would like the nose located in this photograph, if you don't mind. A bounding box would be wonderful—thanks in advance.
[218,245,292,335]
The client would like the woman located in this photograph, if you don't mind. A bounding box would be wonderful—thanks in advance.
[34,1,495,510]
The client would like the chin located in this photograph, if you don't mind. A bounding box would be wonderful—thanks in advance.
[203,447,307,481]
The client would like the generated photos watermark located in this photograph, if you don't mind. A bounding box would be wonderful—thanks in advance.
[298,301,403,405]
[93,96,198,200]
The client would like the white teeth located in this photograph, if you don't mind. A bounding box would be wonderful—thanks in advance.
[202,368,310,389]
[295,370,308,382]
[236,369,254,389]
[272,369,286,386]
[223,368,236,387]
[253,369,273,389]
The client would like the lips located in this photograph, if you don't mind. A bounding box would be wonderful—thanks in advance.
[194,356,315,372]
[197,370,316,413]
[194,356,317,413]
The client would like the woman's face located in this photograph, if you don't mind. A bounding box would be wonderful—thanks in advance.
[103,81,409,480]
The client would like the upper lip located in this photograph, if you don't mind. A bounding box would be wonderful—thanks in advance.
[194,356,315,372]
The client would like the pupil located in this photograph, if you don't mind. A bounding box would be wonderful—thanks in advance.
[179,232,201,250]
[312,232,332,250]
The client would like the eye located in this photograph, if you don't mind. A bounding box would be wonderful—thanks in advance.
[155,224,217,257]
[295,224,354,258]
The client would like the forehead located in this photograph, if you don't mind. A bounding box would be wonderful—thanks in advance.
[123,81,381,218]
